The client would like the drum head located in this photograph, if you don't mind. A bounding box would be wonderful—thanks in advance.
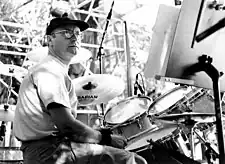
[148,86,192,115]
[126,123,177,152]
[104,96,152,124]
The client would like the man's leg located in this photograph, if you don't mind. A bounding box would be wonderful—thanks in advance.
[71,143,147,164]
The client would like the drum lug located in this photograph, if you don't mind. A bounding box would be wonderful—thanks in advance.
[118,127,123,135]
[137,119,142,129]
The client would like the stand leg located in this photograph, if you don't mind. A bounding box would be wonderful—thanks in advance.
[212,81,225,164]
[194,128,219,156]
[189,128,195,160]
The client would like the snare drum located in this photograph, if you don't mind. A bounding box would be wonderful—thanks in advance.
[125,122,178,152]
[126,123,191,162]
[148,86,192,115]
[104,96,154,140]
[155,128,190,157]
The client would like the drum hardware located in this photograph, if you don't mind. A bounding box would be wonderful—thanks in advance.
[144,138,201,164]
[193,128,219,161]
[0,104,15,122]
[0,78,18,97]
[136,118,142,129]
[155,112,216,160]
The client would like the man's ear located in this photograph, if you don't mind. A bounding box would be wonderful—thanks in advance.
[47,35,55,46]
[47,35,52,43]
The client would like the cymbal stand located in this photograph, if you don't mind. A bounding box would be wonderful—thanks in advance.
[181,117,197,159]
[2,70,14,148]
[0,78,18,98]
[6,71,13,105]
[193,127,219,163]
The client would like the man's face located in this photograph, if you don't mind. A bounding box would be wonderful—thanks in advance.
[49,25,82,61]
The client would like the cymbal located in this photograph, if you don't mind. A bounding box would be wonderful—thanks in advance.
[27,47,92,64]
[0,104,16,121]
[26,46,48,63]
[0,64,28,78]
[69,48,92,64]
[155,112,216,123]
[72,74,125,105]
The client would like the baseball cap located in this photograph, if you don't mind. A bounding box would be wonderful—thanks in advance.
[46,13,89,35]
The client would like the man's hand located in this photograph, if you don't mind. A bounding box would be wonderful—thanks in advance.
[99,128,127,149]
[110,134,127,149]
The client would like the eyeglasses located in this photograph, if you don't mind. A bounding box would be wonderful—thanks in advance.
[52,30,83,39]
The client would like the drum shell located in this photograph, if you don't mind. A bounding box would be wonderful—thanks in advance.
[133,141,200,164]
[108,112,155,141]
[155,128,190,157]
[125,126,199,164]
[104,96,154,140]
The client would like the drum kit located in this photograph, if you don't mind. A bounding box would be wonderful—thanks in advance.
[71,72,221,163]
[0,48,222,164]
[102,86,221,164]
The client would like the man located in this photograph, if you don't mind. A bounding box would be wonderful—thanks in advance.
[13,13,147,164]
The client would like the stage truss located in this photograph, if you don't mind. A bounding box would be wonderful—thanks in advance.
[0,0,126,57]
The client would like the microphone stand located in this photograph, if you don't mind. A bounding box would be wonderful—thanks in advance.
[96,1,114,117]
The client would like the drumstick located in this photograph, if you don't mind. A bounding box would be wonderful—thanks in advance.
[110,113,141,130]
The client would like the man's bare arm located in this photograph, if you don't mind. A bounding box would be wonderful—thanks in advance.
[48,102,102,143]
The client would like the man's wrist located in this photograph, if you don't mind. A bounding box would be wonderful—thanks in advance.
[97,130,102,143]
[99,128,112,145]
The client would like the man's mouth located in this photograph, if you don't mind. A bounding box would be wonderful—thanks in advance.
[69,45,78,48]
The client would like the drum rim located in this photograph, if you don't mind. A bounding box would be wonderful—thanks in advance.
[105,111,148,126]
[126,142,149,152]
[126,126,180,152]
[104,96,152,124]
[148,85,187,115]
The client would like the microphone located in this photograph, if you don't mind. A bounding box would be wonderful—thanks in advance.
[134,82,138,95]
[134,73,145,95]
[107,1,114,20]
[96,0,114,60]
[134,73,139,95]
[137,82,144,95]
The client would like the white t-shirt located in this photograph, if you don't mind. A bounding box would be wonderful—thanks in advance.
[13,55,77,141]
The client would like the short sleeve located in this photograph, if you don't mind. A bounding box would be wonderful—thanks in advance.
[34,69,71,109]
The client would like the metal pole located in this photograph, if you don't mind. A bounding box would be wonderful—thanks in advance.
[212,78,225,164]
[123,21,132,97]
